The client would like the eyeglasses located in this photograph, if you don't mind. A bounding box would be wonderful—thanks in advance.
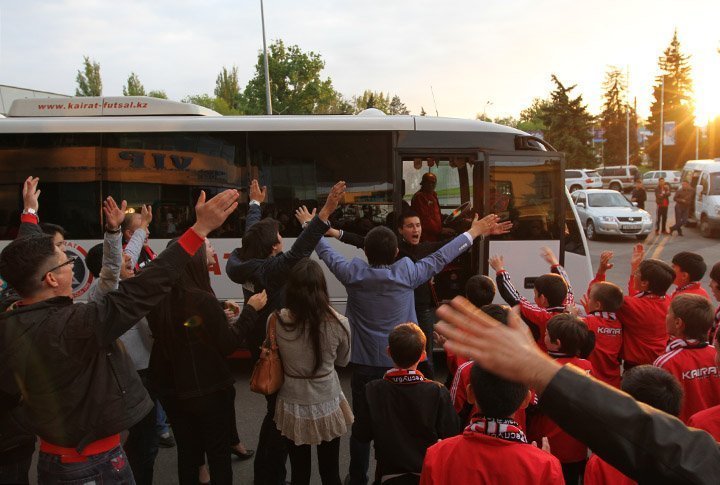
[41,256,77,282]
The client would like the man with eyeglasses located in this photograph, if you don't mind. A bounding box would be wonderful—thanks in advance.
[0,176,239,484]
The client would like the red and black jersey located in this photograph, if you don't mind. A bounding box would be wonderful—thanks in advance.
[584,454,636,485]
[583,312,622,388]
[688,404,720,442]
[653,338,720,423]
[671,281,711,302]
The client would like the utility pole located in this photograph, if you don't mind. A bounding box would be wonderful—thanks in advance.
[260,0,272,115]
[626,66,630,166]
[659,76,664,171]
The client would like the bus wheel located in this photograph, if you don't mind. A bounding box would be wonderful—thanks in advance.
[586,221,597,240]
[609,182,621,192]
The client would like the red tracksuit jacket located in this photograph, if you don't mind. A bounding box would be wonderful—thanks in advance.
[670,281,711,302]
[654,339,720,423]
[420,431,563,484]
[584,454,636,485]
[688,404,720,442]
[411,191,442,242]
[584,312,622,388]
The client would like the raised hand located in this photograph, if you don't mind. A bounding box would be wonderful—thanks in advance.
[23,176,40,212]
[318,181,346,222]
[630,244,645,271]
[597,251,614,275]
[192,189,240,238]
[103,197,128,231]
[540,247,559,267]
[140,204,153,229]
[247,290,268,311]
[489,254,505,273]
[249,179,267,204]
[579,294,592,314]
[488,219,513,236]
[294,205,316,226]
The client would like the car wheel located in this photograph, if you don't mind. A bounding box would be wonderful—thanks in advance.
[569,185,582,193]
[586,220,597,241]
[700,215,715,238]
[609,182,621,192]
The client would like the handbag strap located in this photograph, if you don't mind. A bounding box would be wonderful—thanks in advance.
[266,311,279,350]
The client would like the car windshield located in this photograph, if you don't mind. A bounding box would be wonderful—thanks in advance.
[588,192,632,207]
[710,173,720,195]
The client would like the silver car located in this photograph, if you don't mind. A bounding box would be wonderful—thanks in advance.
[642,170,681,190]
[571,189,653,241]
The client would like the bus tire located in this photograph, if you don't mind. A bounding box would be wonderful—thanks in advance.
[586,220,597,241]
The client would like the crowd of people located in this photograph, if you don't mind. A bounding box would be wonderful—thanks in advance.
[0,174,718,485]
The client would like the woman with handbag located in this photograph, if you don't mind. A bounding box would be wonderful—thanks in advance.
[273,258,353,485]
[147,239,267,485]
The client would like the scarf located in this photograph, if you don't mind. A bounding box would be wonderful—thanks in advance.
[665,338,708,353]
[673,282,703,296]
[465,415,528,444]
[383,368,425,384]
[589,310,617,320]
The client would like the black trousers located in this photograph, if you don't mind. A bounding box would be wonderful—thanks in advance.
[124,370,159,485]
[161,388,234,485]
[254,393,288,485]
[285,436,341,485]
[656,206,668,232]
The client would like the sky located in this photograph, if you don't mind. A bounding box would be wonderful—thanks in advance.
[1,0,719,123]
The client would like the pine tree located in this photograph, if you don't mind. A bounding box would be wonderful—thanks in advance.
[646,30,695,169]
[75,56,102,96]
[600,67,639,165]
[388,95,410,115]
[540,75,594,168]
[123,72,146,96]
[215,66,241,112]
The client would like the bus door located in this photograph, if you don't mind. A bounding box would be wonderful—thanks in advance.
[480,152,591,303]
[399,152,478,301]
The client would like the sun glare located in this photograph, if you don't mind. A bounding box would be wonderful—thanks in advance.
[693,54,720,124]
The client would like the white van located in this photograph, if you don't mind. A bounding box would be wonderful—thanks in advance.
[680,159,720,236]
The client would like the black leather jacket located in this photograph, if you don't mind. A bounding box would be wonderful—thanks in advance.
[539,365,720,484]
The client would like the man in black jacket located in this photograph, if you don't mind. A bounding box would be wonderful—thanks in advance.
[0,176,239,484]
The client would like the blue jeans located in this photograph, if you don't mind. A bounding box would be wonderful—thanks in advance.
[155,400,170,436]
[671,204,690,234]
[37,445,135,485]
[349,364,390,485]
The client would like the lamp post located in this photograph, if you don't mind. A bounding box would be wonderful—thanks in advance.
[659,76,664,171]
[260,0,272,115]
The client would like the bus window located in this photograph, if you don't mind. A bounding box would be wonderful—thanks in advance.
[565,195,586,256]
[247,132,394,237]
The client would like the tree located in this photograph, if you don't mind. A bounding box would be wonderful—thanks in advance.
[540,75,594,168]
[517,98,550,133]
[75,56,102,96]
[353,90,390,113]
[148,90,168,99]
[215,66,241,111]
[420,107,427,116]
[389,95,410,115]
[182,94,237,115]
[240,40,348,114]
[600,67,639,165]
[646,30,696,169]
[123,72,146,96]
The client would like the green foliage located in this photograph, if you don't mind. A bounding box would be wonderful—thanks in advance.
[389,95,410,115]
[240,40,347,114]
[354,90,391,112]
[182,94,240,115]
[492,116,519,128]
[75,56,102,96]
[540,75,595,168]
[215,66,242,111]
[123,72,146,96]
[517,98,550,132]
[646,30,696,169]
[147,90,168,99]
[600,67,640,165]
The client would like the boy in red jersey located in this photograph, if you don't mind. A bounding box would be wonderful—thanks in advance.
[670,251,710,301]
[584,365,684,485]
[490,247,573,351]
[688,327,720,442]
[421,362,562,485]
[653,294,720,423]
[707,262,720,340]
[580,281,624,388]
[592,245,674,368]
[528,314,594,485]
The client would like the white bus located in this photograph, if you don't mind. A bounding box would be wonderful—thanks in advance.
[0,96,592,309]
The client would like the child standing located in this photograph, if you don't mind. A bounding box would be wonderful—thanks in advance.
[670,252,710,301]
[581,281,624,388]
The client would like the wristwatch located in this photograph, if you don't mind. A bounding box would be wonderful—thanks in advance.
[22,208,37,215]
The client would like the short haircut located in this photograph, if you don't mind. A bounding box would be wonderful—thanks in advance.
[547,313,595,358]
[388,322,426,368]
[480,304,510,326]
[0,234,57,297]
[672,252,707,282]
[469,363,529,418]
[534,273,568,308]
[85,243,103,278]
[638,259,675,295]
[622,365,683,417]
[238,218,280,260]
[397,209,420,229]
[121,212,140,233]
[365,226,398,266]
[710,261,720,284]
[40,222,67,239]
[590,281,623,312]
[466,276,496,307]
[670,294,715,340]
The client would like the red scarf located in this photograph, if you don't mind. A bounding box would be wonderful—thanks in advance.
[465,415,528,444]
[383,368,425,384]
[665,337,708,352]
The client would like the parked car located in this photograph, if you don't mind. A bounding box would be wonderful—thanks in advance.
[642,170,681,190]
[597,165,640,192]
[565,169,602,192]
[680,158,720,236]
[571,189,653,241]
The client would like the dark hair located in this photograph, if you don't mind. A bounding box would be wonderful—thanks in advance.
[622,365,683,417]
[397,209,420,229]
[388,323,426,368]
[364,226,398,266]
[710,262,720,284]
[638,259,675,295]
[670,294,715,340]
[0,234,57,297]
[534,274,568,308]
[40,222,67,239]
[283,258,343,375]
[238,218,280,260]
[547,313,595,358]
[85,243,104,278]
[590,281,624,312]
[469,363,528,418]
[480,304,509,325]
[672,252,707,283]
[466,276,496,307]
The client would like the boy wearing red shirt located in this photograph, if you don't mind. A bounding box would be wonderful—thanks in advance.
[584,365,684,485]
[708,262,720,341]
[421,362,562,485]
[580,281,624,388]
[688,329,720,441]
[528,314,594,485]
[591,245,674,368]
[654,294,720,423]
[670,251,710,301]
[491,247,573,351]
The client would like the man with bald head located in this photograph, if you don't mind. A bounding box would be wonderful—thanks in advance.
[411,172,442,242]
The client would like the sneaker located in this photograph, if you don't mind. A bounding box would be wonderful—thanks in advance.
[158,433,176,448]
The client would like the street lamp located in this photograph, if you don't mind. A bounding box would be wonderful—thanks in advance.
[260,0,272,115]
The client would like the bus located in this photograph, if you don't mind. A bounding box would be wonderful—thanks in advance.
[0,96,592,310]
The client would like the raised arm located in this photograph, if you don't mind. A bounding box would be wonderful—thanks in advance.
[245,179,266,231]
[296,206,366,249]
[18,176,42,238]
[315,237,353,285]
[124,205,151,267]
[490,254,525,307]
[88,197,126,302]
[542,247,575,305]
[628,244,644,297]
